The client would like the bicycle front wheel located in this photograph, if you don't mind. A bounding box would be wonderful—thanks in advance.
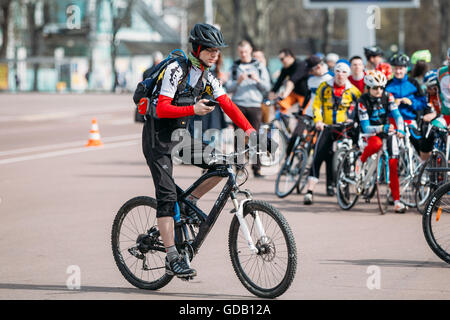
[228,200,297,298]
[111,196,173,290]
[336,148,360,210]
[422,182,450,264]
[376,155,390,215]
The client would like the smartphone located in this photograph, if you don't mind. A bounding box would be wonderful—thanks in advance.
[205,99,219,107]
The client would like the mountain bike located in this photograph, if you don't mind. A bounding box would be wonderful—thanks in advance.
[422,169,450,264]
[111,147,297,298]
[274,114,315,198]
[415,119,449,215]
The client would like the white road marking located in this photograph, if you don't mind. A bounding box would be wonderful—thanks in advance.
[0,140,139,165]
[0,105,132,123]
[0,134,140,156]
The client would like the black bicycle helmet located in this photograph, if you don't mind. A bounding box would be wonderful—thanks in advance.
[364,46,384,59]
[189,23,228,48]
[390,53,410,67]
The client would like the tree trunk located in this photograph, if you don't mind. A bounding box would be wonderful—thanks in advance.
[26,2,39,91]
[439,0,449,62]
[322,8,334,54]
[0,0,10,59]
[232,0,242,60]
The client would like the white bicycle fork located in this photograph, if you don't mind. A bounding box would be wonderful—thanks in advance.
[231,198,266,254]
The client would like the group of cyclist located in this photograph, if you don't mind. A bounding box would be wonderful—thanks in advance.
[136,21,450,278]
[273,46,450,214]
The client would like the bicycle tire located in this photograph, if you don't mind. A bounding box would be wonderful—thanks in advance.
[332,146,349,186]
[111,196,174,290]
[398,150,420,208]
[415,151,448,215]
[228,200,297,298]
[376,155,390,215]
[336,148,360,210]
[275,148,307,198]
[296,150,313,194]
[422,182,450,264]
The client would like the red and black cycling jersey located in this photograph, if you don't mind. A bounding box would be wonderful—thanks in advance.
[156,61,254,134]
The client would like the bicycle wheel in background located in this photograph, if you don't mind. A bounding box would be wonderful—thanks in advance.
[111,196,173,290]
[275,148,307,198]
[296,150,313,194]
[228,200,297,298]
[422,182,450,264]
[332,146,350,187]
[398,151,420,208]
[415,151,448,215]
[376,155,390,215]
[336,148,360,210]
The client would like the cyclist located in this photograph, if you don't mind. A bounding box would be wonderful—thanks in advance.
[424,70,441,114]
[268,49,310,114]
[142,23,255,279]
[326,53,340,76]
[349,56,365,94]
[386,53,427,126]
[407,69,439,162]
[364,46,384,71]
[304,59,361,204]
[376,62,393,80]
[357,70,407,213]
[437,48,450,125]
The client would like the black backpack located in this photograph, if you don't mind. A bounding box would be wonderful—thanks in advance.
[133,49,191,108]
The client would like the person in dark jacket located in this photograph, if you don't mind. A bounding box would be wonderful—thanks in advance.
[268,48,309,114]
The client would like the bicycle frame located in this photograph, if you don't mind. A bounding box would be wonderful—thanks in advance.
[175,163,262,255]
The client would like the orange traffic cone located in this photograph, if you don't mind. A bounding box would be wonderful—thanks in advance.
[85,118,104,147]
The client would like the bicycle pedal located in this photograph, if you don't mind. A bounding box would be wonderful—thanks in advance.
[179,275,195,281]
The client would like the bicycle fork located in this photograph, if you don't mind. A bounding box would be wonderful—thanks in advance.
[231,195,265,255]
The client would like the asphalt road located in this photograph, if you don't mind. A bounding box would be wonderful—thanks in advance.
[0,93,449,300]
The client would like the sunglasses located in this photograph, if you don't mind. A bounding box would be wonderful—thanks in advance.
[372,86,385,90]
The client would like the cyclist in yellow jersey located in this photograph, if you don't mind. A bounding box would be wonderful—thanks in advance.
[304,60,361,204]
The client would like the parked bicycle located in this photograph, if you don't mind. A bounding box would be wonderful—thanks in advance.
[111,147,297,298]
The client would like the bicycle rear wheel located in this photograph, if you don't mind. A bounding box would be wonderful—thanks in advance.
[275,148,307,198]
[422,182,450,264]
[336,148,360,210]
[228,200,297,298]
[415,151,448,215]
[376,155,390,215]
[111,196,173,290]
